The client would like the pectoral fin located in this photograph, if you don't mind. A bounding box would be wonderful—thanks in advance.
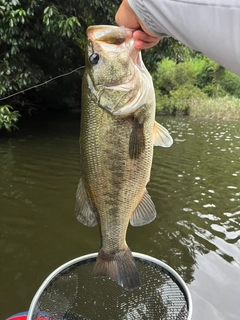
[129,117,145,159]
[130,190,156,226]
[75,178,98,227]
[153,121,173,147]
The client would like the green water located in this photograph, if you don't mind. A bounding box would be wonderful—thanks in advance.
[0,114,239,320]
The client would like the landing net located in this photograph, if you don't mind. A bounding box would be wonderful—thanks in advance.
[27,252,192,320]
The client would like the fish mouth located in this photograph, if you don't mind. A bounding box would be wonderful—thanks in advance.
[86,25,139,64]
[87,25,130,44]
[86,25,149,116]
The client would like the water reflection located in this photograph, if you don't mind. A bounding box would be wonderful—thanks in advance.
[0,115,239,320]
[150,117,240,319]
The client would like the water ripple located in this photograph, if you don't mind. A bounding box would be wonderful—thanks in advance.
[0,115,240,320]
[151,117,240,271]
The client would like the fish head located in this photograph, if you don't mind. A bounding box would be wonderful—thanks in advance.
[85,25,154,116]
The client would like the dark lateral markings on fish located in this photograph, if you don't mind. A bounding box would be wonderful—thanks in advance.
[75,25,173,291]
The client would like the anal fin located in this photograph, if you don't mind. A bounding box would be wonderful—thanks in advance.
[130,189,156,226]
[75,178,98,227]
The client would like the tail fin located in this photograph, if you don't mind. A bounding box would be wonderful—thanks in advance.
[93,248,140,291]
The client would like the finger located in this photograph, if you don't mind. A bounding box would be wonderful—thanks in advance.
[133,30,161,50]
[133,30,161,44]
[134,40,157,50]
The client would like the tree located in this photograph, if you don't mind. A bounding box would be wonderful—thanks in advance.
[0,0,191,131]
[0,1,120,111]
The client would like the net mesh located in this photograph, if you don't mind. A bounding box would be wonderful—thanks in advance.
[30,256,190,320]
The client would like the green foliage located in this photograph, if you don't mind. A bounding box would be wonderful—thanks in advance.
[195,58,218,89]
[153,57,240,116]
[219,70,240,98]
[169,85,207,115]
[154,58,204,115]
[156,85,207,115]
[153,59,197,95]
[1,0,239,129]
[0,0,194,118]
[43,5,81,38]
[142,37,192,73]
[0,105,20,131]
[194,58,226,97]
[0,0,122,125]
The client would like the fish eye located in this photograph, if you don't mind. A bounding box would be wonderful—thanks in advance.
[89,53,100,65]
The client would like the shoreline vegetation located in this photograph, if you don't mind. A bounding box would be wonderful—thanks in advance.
[188,96,240,120]
[1,2,240,132]
[1,56,240,132]
[153,58,240,121]
[156,96,240,121]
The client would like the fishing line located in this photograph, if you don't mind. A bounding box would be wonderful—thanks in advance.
[0,65,85,102]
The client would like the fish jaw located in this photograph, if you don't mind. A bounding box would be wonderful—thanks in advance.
[85,25,147,116]
[87,25,128,42]
[86,25,136,58]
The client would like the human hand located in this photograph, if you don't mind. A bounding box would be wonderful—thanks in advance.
[115,0,162,50]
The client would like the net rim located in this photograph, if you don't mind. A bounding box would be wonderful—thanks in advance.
[27,252,193,320]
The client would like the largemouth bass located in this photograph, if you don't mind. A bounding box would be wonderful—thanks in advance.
[75,25,173,291]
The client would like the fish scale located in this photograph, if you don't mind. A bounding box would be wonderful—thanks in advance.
[75,25,173,290]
